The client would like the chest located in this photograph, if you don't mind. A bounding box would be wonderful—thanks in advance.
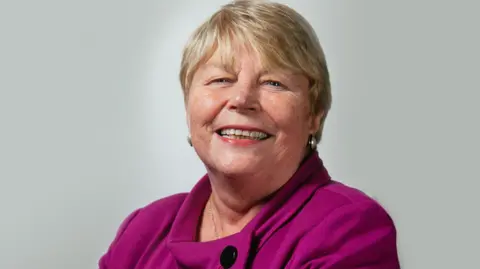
[134,223,303,269]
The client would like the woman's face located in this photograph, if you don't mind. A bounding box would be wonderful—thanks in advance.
[186,48,321,180]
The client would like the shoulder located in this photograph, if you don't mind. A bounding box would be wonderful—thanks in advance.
[117,192,188,235]
[307,180,397,243]
[136,192,189,224]
[307,179,392,223]
[98,193,188,268]
[289,181,400,268]
[314,180,396,236]
[124,192,188,236]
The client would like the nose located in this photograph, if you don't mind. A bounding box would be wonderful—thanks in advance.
[227,83,260,112]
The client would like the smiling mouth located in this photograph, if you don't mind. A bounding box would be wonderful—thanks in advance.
[216,128,271,140]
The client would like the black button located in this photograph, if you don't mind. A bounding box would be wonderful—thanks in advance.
[220,245,238,269]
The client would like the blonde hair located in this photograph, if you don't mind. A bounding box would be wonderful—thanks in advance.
[179,0,332,143]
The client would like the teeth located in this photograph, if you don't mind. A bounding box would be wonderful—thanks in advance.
[219,128,269,139]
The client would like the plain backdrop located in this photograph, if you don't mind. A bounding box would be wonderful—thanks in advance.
[1,1,479,268]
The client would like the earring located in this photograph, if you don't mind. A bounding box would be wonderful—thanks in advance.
[308,135,317,150]
[187,135,192,147]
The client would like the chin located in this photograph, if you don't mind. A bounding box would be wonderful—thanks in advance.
[209,152,265,177]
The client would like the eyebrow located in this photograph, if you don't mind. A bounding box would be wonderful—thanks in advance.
[203,63,293,75]
[201,60,302,82]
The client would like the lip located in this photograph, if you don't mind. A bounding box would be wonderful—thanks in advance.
[215,133,267,146]
[214,125,272,135]
[214,124,273,147]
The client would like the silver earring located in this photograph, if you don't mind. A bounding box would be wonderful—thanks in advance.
[308,135,317,150]
[187,135,192,147]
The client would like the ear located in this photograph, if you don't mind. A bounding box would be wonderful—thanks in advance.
[309,111,324,134]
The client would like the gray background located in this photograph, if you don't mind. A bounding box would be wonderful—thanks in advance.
[1,0,478,268]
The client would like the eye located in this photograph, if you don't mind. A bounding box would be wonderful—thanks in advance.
[210,78,234,84]
[264,80,286,89]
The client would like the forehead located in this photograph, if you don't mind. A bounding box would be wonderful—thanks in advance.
[198,45,298,77]
[204,44,259,70]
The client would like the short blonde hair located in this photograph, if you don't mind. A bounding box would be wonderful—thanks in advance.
[179,0,332,143]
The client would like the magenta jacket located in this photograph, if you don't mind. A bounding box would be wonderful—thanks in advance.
[99,153,400,268]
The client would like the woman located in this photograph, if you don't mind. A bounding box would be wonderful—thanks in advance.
[99,1,400,268]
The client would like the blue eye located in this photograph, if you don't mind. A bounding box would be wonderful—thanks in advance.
[265,80,284,89]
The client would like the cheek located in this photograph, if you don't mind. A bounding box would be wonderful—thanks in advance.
[187,89,224,129]
[263,94,311,131]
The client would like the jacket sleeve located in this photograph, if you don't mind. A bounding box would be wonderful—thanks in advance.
[98,209,141,269]
[289,201,401,269]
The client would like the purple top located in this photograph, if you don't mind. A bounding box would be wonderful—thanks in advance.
[99,153,400,268]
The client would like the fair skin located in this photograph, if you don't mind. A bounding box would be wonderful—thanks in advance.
[186,46,322,242]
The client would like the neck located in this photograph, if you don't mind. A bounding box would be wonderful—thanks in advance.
[208,171,274,228]
[205,164,296,238]
[201,166,284,240]
[203,148,315,239]
[207,190,263,239]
